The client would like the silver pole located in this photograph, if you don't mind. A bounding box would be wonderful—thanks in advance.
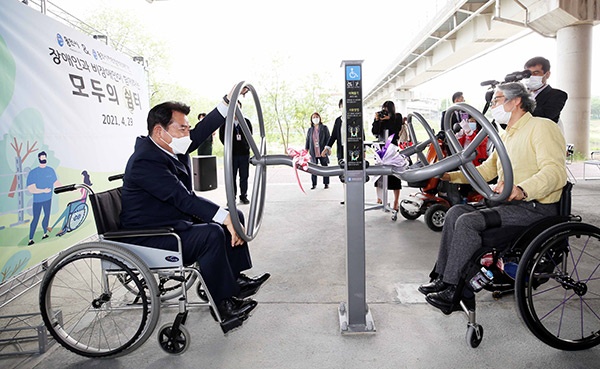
[338,60,375,334]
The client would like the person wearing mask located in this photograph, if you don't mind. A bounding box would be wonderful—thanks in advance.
[120,93,270,333]
[371,101,403,211]
[524,56,568,124]
[219,102,252,204]
[418,82,566,313]
[27,151,61,246]
[305,112,331,189]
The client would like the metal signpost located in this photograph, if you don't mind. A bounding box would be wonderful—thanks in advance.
[338,60,375,334]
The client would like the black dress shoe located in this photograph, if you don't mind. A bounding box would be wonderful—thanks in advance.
[237,273,271,299]
[240,196,250,205]
[211,297,257,334]
[418,278,448,295]
[425,285,475,315]
[212,297,257,322]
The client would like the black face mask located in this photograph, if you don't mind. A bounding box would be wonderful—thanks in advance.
[39,159,47,164]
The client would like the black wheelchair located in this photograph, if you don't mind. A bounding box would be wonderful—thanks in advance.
[427,181,600,350]
[39,175,238,358]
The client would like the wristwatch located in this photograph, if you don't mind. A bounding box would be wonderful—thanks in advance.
[222,94,230,105]
[517,185,528,199]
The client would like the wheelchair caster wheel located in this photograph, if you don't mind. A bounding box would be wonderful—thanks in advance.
[196,283,208,302]
[157,323,190,355]
[466,323,483,348]
[391,210,398,221]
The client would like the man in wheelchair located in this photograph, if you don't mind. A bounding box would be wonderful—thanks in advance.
[419,82,567,313]
[120,97,269,328]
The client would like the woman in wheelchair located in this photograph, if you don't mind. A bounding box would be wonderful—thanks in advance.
[418,82,567,313]
[120,100,269,329]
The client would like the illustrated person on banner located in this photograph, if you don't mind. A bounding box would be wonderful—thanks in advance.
[27,151,61,246]
[49,170,92,237]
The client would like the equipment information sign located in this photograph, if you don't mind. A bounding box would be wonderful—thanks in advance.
[344,62,363,172]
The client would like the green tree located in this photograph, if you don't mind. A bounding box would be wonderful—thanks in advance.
[591,96,600,120]
[75,8,174,103]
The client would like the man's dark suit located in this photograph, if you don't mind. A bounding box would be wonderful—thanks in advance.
[327,116,344,160]
[532,85,568,123]
[120,107,252,303]
[440,110,461,132]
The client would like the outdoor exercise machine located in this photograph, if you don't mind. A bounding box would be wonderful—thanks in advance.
[222,60,514,334]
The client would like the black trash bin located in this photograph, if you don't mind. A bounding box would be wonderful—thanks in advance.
[192,155,218,191]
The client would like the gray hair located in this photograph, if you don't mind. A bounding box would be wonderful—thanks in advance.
[497,82,536,113]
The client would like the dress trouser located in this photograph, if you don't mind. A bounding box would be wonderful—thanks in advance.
[310,156,330,186]
[435,201,558,285]
[123,210,252,304]
[233,154,250,199]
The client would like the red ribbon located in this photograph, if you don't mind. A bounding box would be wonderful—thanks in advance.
[287,148,311,193]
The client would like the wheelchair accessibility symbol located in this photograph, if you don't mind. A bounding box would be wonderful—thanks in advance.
[346,66,361,81]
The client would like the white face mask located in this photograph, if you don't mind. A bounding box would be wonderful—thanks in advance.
[491,103,512,125]
[468,122,477,132]
[162,128,192,155]
[526,75,544,91]
[312,117,320,125]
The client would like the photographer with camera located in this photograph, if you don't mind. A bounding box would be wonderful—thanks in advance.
[371,100,403,211]
[524,56,568,124]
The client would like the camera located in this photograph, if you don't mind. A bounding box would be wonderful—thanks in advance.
[504,69,532,82]
[377,110,389,118]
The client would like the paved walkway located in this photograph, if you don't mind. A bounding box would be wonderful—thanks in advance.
[2,161,600,369]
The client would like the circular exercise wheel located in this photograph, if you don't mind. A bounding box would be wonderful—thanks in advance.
[224,81,267,242]
[442,102,513,201]
[405,111,444,166]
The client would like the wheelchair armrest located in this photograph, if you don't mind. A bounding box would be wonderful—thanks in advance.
[103,227,176,239]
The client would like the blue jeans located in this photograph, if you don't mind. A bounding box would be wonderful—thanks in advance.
[29,199,51,239]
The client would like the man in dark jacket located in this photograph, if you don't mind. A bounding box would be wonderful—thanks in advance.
[219,102,252,204]
[524,56,568,123]
[120,97,269,332]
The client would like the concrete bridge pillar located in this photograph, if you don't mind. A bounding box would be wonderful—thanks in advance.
[556,23,594,158]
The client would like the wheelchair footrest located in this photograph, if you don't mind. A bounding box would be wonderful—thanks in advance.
[220,316,243,334]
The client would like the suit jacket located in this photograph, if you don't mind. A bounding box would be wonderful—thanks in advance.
[326,116,344,160]
[440,110,462,132]
[218,118,253,156]
[120,107,225,230]
[305,123,331,164]
[532,85,568,123]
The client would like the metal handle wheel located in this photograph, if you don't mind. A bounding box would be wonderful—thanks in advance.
[442,102,513,201]
[224,81,267,242]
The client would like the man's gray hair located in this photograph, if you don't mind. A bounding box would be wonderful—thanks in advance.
[497,82,536,113]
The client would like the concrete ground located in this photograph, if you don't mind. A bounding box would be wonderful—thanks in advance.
[3,160,600,369]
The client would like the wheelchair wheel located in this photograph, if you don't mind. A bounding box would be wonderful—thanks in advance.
[425,204,447,232]
[515,222,600,351]
[158,270,198,301]
[196,282,209,302]
[466,323,484,348]
[117,268,198,302]
[157,323,190,355]
[39,242,161,357]
[400,205,420,220]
